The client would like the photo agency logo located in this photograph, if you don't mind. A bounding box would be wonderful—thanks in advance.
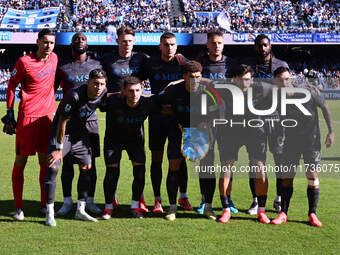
[200,81,312,128]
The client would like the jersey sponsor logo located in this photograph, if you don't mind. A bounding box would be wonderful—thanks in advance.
[254,73,274,79]
[113,67,140,76]
[117,116,144,124]
[35,68,55,79]
[203,72,226,80]
[153,73,182,81]
[79,106,94,118]
[11,68,17,77]
[64,104,71,112]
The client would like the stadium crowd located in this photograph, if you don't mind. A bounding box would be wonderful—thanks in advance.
[0,68,10,86]
[0,0,339,33]
[0,0,60,10]
[181,0,340,33]
[67,0,171,32]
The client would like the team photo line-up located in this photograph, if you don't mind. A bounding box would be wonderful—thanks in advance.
[2,26,334,227]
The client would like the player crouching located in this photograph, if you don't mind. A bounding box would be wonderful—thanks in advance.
[44,69,107,226]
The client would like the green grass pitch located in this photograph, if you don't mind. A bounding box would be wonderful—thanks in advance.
[0,101,339,254]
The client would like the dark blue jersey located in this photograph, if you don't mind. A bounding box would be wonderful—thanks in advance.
[199,55,235,80]
[159,82,219,128]
[145,54,184,95]
[57,55,103,97]
[241,56,289,79]
[104,95,159,142]
[55,84,107,138]
[101,51,149,93]
[283,89,324,149]
[57,55,103,129]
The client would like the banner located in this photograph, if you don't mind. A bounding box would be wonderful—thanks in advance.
[217,12,232,32]
[56,32,193,46]
[321,90,340,100]
[0,32,37,44]
[232,33,340,44]
[0,7,60,30]
[0,31,11,40]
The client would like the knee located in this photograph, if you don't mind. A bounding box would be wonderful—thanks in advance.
[15,155,27,167]
[151,150,163,163]
[80,165,92,171]
[169,159,182,170]
[282,178,293,187]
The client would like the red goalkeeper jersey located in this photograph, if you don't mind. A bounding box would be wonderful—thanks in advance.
[7,52,58,117]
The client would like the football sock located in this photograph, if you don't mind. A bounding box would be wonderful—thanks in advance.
[220,195,229,209]
[179,160,188,193]
[64,196,72,204]
[88,158,97,197]
[104,166,120,204]
[39,163,47,207]
[179,192,187,199]
[257,195,267,208]
[45,167,59,204]
[12,163,24,209]
[131,200,139,209]
[77,169,91,201]
[132,165,146,201]
[166,169,180,205]
[61,156,74,197]
[150,162,162,197]
[205,178,216,204]
[307,188,320,215]
[281,185,293,215]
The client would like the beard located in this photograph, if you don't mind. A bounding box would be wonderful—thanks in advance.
[71,44,88,54]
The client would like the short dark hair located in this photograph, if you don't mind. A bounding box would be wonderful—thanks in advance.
[117,25,135,38]
[230,64,254,77]
[160,32,176,42]
[89,69,107,80]
[207,30,223,40]
[255,34,270,45]
[183,61,202,74]
[124,76,142,88]
[274,66,290,77]
[72,32,87,42]
[38,29,55,39]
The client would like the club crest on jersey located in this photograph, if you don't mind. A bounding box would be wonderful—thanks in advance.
[11,68,17,77]
[64,104,72,112]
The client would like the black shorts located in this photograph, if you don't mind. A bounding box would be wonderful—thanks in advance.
[48,135,92,166]
[282,135,321,165]
[104,137,146,165]
[148,113,183,159]
[217,128,266,162]
[86,120,100,158]
[262,115,284,155]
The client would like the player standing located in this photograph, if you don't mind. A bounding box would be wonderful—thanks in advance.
[101,25,149,212]
[2,29,58,220]
[145,32,193,213]
[56,32,103,216]
[241,34,289,214]
[196,30,238,214]
[271,67,334,227]
[216,64,271,224]
[45,69,107,226]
